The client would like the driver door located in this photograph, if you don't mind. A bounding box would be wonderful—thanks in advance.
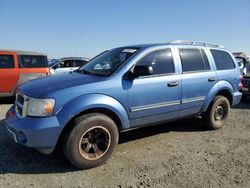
[127,48,181,127]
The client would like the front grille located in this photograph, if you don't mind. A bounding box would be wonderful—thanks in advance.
[15,93,28,118]
[242,78,250,87]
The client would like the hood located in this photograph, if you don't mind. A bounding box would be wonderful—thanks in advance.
[19,72,107,97]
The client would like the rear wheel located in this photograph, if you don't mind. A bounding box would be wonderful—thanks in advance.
[203,95,230,130]
[63,113,119,169]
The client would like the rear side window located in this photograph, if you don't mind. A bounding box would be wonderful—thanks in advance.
[19,55,48,68]
[62,60,74,68]
[0,55,14,68]
[179,48,210,72]
[74,60,88,67]
[136,49,175,75]
[210,50,235,70]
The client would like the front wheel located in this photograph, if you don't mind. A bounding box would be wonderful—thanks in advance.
[63,113,119,169]
[202,96,230,130]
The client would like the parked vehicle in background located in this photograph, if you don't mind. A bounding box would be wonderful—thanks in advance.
[233,52,250,101]
[49,57,89,74]
[233,52,249,75]
[0,50,49,97]
[5,40,242,169]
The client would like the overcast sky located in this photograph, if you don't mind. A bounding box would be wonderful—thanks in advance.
[0,0,249,59]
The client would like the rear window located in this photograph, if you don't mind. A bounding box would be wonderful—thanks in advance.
[0,55,14,68]
[210,49,235,70]
[19,55,48,68]
[179,48,210,72]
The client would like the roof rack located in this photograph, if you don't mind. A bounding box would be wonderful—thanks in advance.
[168,40,224,48]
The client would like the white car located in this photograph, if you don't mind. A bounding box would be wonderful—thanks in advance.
[49,57,89,74]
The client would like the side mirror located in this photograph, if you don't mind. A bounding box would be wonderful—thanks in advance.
[133,65,153,77]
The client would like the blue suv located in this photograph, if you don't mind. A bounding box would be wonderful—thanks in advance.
[5,40,242,169]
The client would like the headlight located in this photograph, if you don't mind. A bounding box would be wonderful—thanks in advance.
[27,98,55,117]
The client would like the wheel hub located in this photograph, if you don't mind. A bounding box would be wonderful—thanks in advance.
[214,105,224,121]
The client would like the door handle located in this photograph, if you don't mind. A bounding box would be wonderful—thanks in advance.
[208,77,216,82]
[167,81,179,87]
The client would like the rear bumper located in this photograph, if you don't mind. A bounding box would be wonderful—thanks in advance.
[5,106,61,154]
[232,91,242,106]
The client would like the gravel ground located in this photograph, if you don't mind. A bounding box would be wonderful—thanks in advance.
[0,97,249,188]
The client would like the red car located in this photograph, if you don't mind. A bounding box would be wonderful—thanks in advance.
[0,50,50,97]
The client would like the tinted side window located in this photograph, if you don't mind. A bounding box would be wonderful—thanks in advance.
[74,60,88,67]
[0,55,14,68]
[210,49,235,70]
[179,49,210,72]
[136,49,175,75]
[19,55,47,68]
[63,60,74,67]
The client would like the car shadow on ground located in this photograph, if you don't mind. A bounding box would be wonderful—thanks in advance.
[0,116,209,174]
[232,99,250,110]
[0,97,15,104]
[119,117,208,144]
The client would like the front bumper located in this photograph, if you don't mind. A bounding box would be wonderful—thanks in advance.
[5,106,61,153]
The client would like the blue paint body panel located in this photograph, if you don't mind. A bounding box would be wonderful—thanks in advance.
[5,43,242,152]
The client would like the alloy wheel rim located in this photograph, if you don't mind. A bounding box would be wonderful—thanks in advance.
[78,126,111,160]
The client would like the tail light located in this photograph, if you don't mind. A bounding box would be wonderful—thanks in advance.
[239,75,243,90]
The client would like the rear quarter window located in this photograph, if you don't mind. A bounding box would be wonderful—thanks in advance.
[0,55,14,68]
[19,55,48,68]
[210,49,235,70]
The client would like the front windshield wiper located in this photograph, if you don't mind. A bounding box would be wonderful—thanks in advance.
[74,69,92,75]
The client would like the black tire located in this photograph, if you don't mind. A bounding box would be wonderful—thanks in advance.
[203,95,230,130]
[241,94,247,102]
[63,113,119,169]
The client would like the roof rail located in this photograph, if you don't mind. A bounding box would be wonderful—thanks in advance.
[168,40,224,48]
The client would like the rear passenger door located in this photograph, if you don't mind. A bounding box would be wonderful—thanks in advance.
[128,48,181,127]
[178,48,217,116]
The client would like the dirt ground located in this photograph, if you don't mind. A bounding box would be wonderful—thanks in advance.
[0,97,249,188]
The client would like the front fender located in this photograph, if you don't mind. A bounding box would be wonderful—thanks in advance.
[56,94,130,131]
[201,80,234,112]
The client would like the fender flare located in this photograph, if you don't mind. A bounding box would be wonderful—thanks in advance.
[56,93,130,132]
[201,80,234,112]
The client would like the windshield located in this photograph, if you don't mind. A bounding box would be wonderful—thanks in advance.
[78,47,140,76]
[48,59,58,67]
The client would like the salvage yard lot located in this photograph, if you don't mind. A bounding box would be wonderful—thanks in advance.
[0,98,249,188]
